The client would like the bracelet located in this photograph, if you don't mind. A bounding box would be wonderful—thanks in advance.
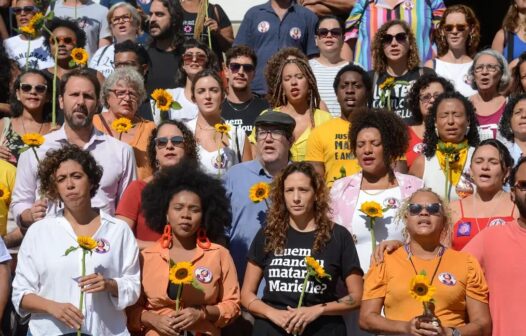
[247,297,261,311]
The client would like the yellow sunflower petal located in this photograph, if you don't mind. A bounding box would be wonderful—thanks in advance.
[0,183,11,203]
[21,133,44,147]
[169,261,195,285]
[214,123,231,134]
[111,117,133,134]
[248,182,270,203]
[77,236,98,250]
[360,201,383,218]
[409,274,436,303]
[151,89,174,111]
[70,48,88,65]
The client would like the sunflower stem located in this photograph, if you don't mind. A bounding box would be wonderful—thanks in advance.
[445,157,450,201]
[77,249,86,336]
[25,38,31,71]
[175,283,183,312]
[43,26,58,128]
[205,0,212,50]
[294,273,310,336]
[370,218,376,253]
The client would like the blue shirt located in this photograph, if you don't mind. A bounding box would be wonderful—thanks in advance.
[225,160,272,285]
[233,1,319,95]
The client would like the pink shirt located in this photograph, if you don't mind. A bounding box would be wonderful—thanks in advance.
[463,220,526,336]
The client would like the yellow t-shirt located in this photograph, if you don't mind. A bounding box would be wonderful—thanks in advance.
[0,160,16,236]
[364,247,488,328]
[305,118,360,188]
[249,108,332,162]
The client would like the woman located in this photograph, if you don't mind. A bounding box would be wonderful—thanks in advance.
[468,49,511,141]
[89,2,142,78]
[12,144,140,335]
[188,69,250,175]
[499,94,526,163]
[153,39,217,123]
[127,162,240,336]
[425,5,479,97]
[0,43,18,117]
[450,139,516,251]
[116,119,198,250]
[242,162,363,336]
[492,0,526,66]
[93,67,155,180]
[179,0,234,63]
[0,69,53,166]
[331,109,423,273]
[509,52,526,97]
[309,16,349,118]
[405,74,455,167]
[410,92,480,201]
[369,20,435,125]
[359,188,491,336]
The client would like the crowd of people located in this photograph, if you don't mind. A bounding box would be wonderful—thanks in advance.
[0,0,524,335]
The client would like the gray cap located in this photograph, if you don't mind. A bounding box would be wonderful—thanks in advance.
[254,110,296,129]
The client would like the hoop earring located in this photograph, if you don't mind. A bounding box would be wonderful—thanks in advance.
[160,224,173,249]
[197,227,211,249]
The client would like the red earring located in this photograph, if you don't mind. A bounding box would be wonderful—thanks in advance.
[160,224,173,249]
[197,227,211,249]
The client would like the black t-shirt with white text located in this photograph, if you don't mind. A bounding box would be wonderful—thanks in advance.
[221,96,269,136]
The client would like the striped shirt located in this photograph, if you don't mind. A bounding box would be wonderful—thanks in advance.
[344,0,445,70]
[309,59,348,117]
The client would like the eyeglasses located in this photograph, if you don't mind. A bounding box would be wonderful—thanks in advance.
[155,135,185,148]
[381,32,408,44]
[408,203,442,216]
[228,62,255,73]
[49,36,76,45]
[474,64,501,73]
[317,28,342,38]
[109,89,138,101]
[443,24,468,33]
[12,6,37,14]
[514,180,526,191]
[19,83,47,94]
[111,14,132,25]
[419,92,442,103]
[256,129,288,141]
[182,52,207,66]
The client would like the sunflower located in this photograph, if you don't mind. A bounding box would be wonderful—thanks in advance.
[169,261,195,285]
[379,77,395,90]
[409,274,436,303]
[20,25,36,38]
[70,48,88,66]
[77,236,98,250]
[111,117,133,134]
[249,182,270,203]
[305,256,318,269]
[0,183,10,203]
[151,89,174,111]
[214,123,231,135]
[21,133,44,147]
[359,201,383,218]
[28,12,45,29]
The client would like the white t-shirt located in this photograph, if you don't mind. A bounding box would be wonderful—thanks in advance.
[89,44,115,78]
[434,59,477,98]
[309,59,348,118]
[4,35,54,70]
[351,187,405,272]
[150,87,199,125]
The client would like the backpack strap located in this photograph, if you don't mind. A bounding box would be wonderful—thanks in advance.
[96,44,112,66]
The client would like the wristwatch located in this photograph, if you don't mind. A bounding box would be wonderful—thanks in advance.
[450,328,461,336]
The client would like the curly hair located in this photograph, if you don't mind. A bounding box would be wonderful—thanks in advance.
[141,161,231,244]
[38,144,103,202]
[225,44,257,67]
[147,119,199,172]
[510,52,526,97]
[423,91,480,158]
[472,139,514,183]
[149,0,184,50]
[435,5,480,57]
[175,38,219,87]
[10,69,53,121]
[349,108,409,180]
[264,162,332,254]
[371,20,420,73]
[101,67,146,108]
[406,74,455,125]
[499,93,526,142]
[469,49,511,92]
[42,17,87,52]
[264,47,308,105]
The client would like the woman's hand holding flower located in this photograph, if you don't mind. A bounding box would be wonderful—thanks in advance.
[285,305,324,334]
[47,301,84,330]
[172,307,205,332]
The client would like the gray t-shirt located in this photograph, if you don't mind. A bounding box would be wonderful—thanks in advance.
[51,0,111,56]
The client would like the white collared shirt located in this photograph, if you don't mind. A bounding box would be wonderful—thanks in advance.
[10,126,137,224]
[12,211,140,336]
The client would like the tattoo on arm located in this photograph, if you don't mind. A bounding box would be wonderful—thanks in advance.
[337,295,355,306]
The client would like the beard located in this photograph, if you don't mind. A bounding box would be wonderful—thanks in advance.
[64,105,94,130]
[149,22,172,40]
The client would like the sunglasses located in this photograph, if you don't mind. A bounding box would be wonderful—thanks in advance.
[381,32,408,44]
[317,28,342,38]
[443,24,468,32]
[228,62,255,73]
[19,83,47,94]
[514,180,526,191]
[12,6,37,14]
[408,203,442,216]
[182,52,207,65]
[49,36,76,45]
[155,135,185,148]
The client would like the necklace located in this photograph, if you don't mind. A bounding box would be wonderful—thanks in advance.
[362,189,387,196]
[472,190,504,233]
[405,244,445,285]
[225,96,255,112]
[21,117,44,136]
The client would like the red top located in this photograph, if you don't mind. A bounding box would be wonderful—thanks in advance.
[451,198,515,251]
[115,180,161,242]
[405,126,424,168]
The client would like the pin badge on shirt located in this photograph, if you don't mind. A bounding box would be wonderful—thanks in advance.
[383,197,400,210]
[438,272,457,286]
[403,0,414,10]
[489,218,506,227]
[456,222,471,237]
[195,266,212,284]
[258,21,270,33]
[94,238,110,254]
[289,27,302,40]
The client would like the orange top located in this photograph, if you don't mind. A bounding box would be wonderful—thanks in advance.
[127,241,241,336]
[93,114,155,180]
[363,247,488,328]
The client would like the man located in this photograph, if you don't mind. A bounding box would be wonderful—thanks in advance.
[4,0,53,70]
[464,156,526,336]
[50,0,112,55]
[221,45,269,136]
[145,0,184,94]
[234,0,318,95]
[11,68,136,230]
[306,64,371,187]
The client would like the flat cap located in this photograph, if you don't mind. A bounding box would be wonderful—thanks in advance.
[254,110,296,129]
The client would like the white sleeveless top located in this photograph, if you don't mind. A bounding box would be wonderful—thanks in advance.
[150,87,198,125]
[423,146,475,201]
[434,59,477,98]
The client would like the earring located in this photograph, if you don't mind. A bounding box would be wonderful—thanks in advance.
[465,125,470,136]
[435,126,439,137]
[197,227,211,249]
[160,224,173,249]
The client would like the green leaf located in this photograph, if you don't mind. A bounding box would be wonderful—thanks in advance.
[18,146,30,154]
[68,59,77,68]
[191,278,204,292]
[169,259,176,268]
[64,246,78,256]
[45,10,54,21]
[171,101,182,110]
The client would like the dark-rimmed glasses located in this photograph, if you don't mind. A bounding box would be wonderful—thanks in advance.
[12,6,37,14]
[20,83,47,94]
[182,52,207,66]
[228,62,255,73]
[381,32,408,44]
[317,28,342,38]
[443,24,468,33]
[256,129,288,141]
